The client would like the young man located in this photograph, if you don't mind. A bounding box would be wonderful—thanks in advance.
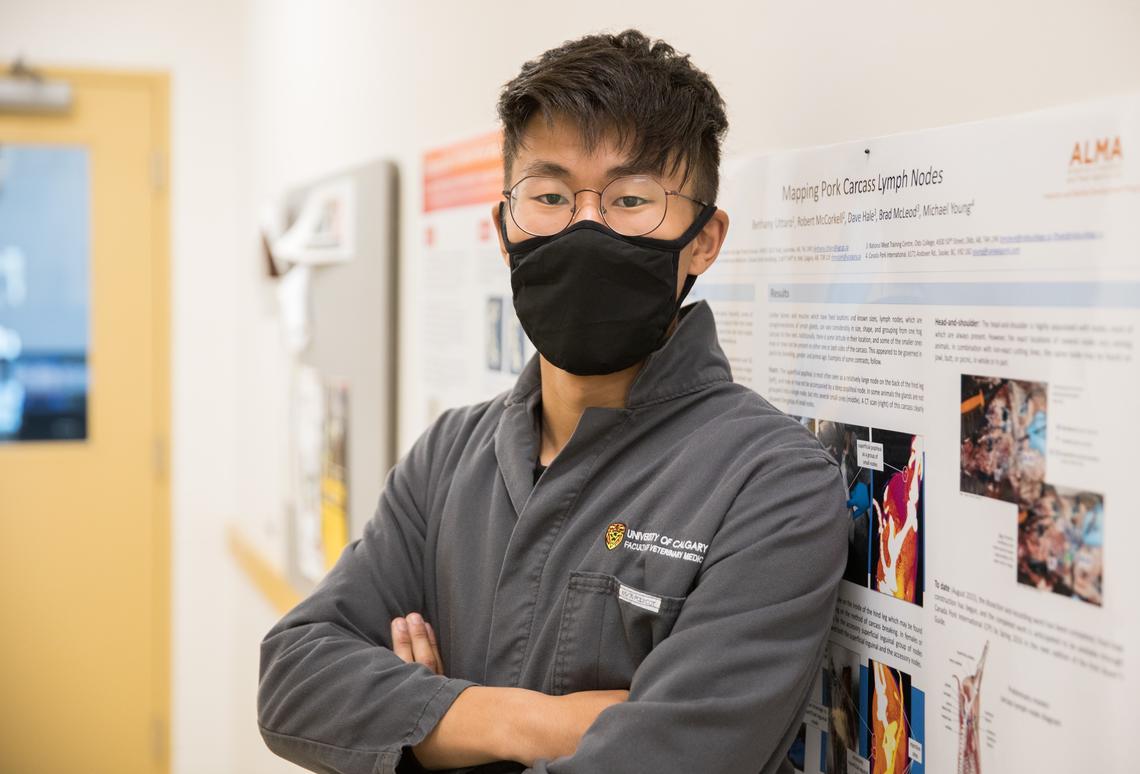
[259,30,848,774]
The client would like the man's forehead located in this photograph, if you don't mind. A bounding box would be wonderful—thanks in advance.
[511,112,684,187]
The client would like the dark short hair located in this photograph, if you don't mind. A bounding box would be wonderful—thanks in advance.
[497,29,728,205]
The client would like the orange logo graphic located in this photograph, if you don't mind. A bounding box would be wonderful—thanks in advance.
[604,522,626,550]
[1070,136,1123,166]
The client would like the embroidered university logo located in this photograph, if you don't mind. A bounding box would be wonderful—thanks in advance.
[604,522,626,550]
[606,525,708,564]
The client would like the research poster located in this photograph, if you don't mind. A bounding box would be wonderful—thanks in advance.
[695,95,1138,774]
[420,131,534,427]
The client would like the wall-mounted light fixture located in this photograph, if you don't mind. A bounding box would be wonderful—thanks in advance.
[0,58,72,114]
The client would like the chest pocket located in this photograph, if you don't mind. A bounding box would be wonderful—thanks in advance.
[551,570,686,694]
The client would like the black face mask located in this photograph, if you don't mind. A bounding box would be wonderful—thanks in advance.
[500,202,717,376]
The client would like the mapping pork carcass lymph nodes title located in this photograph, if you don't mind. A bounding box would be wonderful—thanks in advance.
[782,166,945,203]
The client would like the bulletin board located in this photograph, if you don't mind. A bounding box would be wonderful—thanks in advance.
[265,159,399,591]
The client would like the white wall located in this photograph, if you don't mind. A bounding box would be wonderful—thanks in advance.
[5,1,1140,773]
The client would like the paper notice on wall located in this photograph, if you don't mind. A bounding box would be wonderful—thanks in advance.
[319,380,349,571]
[292,366,351,583]
[697,94,1139,774]
[292,364,325,583]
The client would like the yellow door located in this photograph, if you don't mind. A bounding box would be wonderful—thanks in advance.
[0,68,170,774]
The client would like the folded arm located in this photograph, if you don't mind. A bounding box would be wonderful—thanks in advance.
[387,592,629,769]
[257,414,482,774]
[258,411,625,773]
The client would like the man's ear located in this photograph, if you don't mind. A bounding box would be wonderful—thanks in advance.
[686,209,730,276]
[491,202,509,267]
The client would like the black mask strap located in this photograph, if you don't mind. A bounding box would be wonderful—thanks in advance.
[664,206,715,333]
[657,209,715,346]
[652,271,700,351]
[677,271,699,309]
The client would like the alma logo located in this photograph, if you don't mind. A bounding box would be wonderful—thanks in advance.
[1070,136,1123,166]
[604,522,626,550]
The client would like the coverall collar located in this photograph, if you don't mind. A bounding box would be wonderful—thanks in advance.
[496,300,733,516]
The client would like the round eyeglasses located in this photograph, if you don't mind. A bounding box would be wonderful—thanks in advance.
[502,174,711,238]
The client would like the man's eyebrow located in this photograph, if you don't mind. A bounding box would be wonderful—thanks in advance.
[517,160,662,180]
[520,160,572,178]
[604,162,660,179]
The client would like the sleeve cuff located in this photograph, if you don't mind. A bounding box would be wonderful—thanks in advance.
[383,676,479,774]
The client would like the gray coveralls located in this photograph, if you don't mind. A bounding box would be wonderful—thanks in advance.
[258,300,849,774]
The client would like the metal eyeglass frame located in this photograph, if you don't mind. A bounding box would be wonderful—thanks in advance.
[501,174,711,238]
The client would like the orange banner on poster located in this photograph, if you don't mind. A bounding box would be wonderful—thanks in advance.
[423,130,504,212]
